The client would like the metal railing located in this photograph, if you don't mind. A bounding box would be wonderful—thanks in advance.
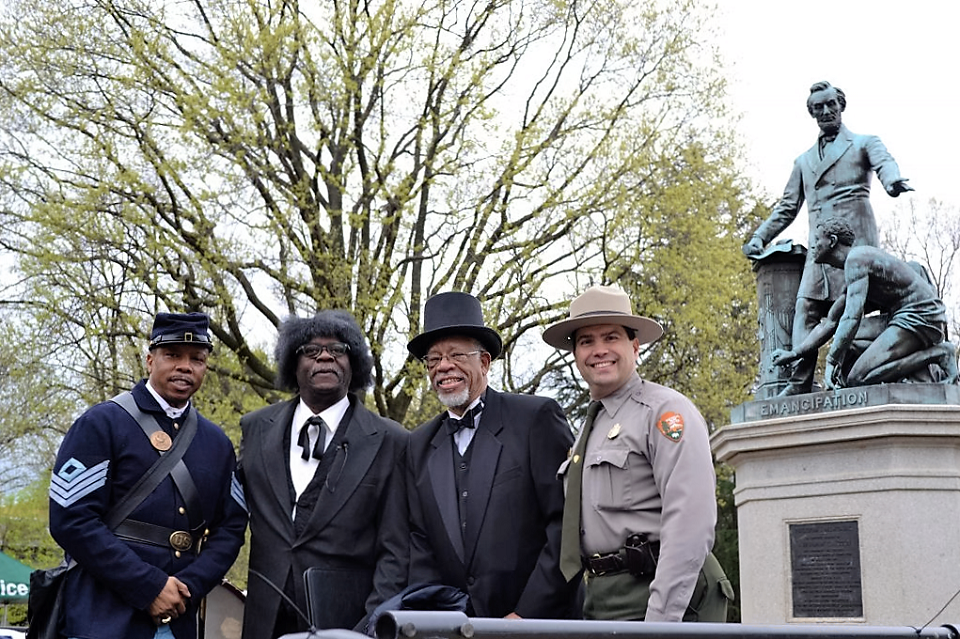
[279,612,960,639]
[369,611,960,639]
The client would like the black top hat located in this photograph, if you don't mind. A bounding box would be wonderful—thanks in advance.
[407,292,503,360]
[149,312,214,350]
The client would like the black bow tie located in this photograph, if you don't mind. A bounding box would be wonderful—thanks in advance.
[445,401,483,436]
[298,416,327,461]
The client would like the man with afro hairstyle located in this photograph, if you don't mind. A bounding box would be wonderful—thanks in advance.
[238,310,408,637]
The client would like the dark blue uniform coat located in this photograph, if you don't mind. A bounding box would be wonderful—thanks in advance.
[49,380,247,639]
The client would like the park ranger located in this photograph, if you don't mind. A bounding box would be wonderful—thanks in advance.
[544,285,733,622]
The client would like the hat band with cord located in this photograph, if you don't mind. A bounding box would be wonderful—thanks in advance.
[149,332,213,350]
[541,285,663,351]
[575,309,634,318]
[408,326,502,361]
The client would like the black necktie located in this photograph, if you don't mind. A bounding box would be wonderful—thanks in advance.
[298,416,326,461]
[559,400,602,581]
[445,401,483,436]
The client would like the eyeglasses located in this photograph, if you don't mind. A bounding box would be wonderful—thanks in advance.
[297,342,351,359]
[421,351,482,370]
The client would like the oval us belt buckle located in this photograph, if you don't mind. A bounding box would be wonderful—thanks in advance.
[169,530,193,551]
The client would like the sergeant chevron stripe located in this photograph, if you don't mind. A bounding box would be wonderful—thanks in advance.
[50,458,110,508]
[230,472,247,512]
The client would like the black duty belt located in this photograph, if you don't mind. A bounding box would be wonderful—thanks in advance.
[583,536,660,578]
[114,519,202,553]
[583,550,628,575]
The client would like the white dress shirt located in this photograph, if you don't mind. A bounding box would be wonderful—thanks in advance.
[289,395,349,508]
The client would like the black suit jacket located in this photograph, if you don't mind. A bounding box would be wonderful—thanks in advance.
[407,388,577,618]
[239,394,409,636]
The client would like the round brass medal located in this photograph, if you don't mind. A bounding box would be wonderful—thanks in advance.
[150,431,173,452]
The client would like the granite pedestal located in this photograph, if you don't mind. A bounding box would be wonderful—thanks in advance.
[713,384,960,625]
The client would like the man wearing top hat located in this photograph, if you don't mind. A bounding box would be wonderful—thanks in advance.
[544,286,732,622]
[49,312,248,639]
[238,311,409,637]
[406,292,580,619]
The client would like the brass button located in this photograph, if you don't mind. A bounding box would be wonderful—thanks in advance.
[175,551,181,558]
[179,507,185,515]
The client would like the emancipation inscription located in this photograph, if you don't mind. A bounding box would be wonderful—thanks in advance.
[730,382,960,424]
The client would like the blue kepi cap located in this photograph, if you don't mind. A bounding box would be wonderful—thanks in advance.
[149,312,213,350]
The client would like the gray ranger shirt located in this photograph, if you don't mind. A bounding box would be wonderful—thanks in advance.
[559,372,716,621]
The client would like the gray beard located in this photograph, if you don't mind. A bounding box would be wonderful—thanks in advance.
[438,387,471,410]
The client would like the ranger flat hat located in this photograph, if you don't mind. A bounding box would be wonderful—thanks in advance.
[542,285,663,351]
[407,292,503,360]
[149,312,214,350]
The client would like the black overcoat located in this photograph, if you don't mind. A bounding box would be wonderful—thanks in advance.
[239,395,408,636]
[407,388,577,619]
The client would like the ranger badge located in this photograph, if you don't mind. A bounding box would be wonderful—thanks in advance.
[656,412,684,442]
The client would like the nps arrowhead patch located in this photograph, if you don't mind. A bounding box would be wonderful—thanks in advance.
[656,411,684,442]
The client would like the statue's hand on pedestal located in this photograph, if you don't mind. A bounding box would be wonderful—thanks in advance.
[771,348,798,367]
[742,235,765,258]
[824,359,844,390]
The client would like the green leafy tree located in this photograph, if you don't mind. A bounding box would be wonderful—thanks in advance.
[0,315,80,492]
[0,0,759,431]
[0,480,61,567]
[0,0,763,613]
[540,143,760,427]
[714,461,739,621]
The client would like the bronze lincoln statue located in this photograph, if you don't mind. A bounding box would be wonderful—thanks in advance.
[743,80,913,396]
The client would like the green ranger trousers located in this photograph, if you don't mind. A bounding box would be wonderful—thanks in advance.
[582,552,734,622]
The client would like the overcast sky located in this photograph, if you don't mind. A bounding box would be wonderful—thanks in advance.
[713,1,960,244]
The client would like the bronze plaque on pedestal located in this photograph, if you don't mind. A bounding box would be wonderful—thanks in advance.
[790,520,863,618]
